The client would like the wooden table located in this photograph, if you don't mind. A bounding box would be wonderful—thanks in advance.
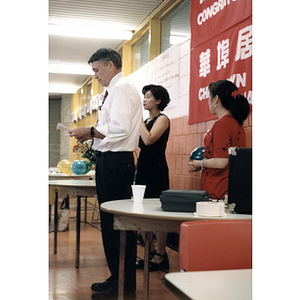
[49,170,95,180]
[100,199,252,300]
[49,180,97,268]
[164,269,252,300]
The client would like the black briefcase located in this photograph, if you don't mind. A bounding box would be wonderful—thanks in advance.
[160,189,209,212]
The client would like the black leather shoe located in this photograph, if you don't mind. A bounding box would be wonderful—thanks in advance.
[135,250,156,269]
[135,259,144,269]
[91,286,136,300]
[91,286,118,300]
[149,252,169,272]
[91,277,117,292]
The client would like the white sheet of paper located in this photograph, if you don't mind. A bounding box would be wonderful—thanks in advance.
[56,123,70,132]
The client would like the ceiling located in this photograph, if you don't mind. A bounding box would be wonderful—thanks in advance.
[49,0,167,99]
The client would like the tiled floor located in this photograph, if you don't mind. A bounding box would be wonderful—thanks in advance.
[49,197,179,300]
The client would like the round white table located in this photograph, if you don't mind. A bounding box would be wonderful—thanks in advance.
[101,199,251,300]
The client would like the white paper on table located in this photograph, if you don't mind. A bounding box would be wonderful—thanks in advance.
[56,123,70,132]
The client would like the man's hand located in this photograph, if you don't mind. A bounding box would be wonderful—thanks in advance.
[69,127,91,143]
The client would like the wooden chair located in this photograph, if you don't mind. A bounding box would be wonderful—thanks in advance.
[178,220,252,272]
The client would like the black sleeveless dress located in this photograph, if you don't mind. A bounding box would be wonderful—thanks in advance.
[135,114,170,198]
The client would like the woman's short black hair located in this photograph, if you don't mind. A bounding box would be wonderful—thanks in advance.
[142,84,170,111]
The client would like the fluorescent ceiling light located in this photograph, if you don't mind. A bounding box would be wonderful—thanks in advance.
[49,64,93,75]
[49,83,78,94]
[49,19,132,31]
[49,24,132,40]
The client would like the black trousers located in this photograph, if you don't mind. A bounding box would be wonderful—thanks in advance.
[95,151,136,294]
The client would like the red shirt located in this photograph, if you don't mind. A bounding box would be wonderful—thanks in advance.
[200,114,245,199]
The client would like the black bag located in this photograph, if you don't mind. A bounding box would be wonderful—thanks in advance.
[160,189,209,212]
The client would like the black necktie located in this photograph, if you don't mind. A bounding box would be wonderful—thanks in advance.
[95,90,108,128]
[99,90,108,111]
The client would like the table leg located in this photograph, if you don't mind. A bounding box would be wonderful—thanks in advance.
[49,204,51,224]
[85,196,87,223]
[54,192,58,254]
[143,231,152,300]
[76,195,81,268]
[118,230,126,300]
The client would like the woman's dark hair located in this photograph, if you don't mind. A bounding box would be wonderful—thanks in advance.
[142,84,170,111]
[208,80,250,125]
[88,47,122,69]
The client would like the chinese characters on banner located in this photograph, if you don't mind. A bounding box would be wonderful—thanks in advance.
[188,0,252,124]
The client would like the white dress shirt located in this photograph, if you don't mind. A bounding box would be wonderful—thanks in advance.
[92,72,143,152]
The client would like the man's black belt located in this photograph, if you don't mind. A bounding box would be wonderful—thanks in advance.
[95,151,102,157]
[95,151,132,157]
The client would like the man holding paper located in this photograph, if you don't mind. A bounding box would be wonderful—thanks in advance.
[69,48,142,300]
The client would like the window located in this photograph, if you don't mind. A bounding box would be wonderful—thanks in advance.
[161,0,191,53]
[87,81,92,102]
[132,31,149,72]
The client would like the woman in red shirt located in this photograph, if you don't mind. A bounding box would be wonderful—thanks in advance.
[188,80,250,199]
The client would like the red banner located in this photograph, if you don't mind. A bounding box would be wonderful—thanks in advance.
[189,0,252,124]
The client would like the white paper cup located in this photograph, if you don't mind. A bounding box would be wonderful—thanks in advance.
[131,185,146,203]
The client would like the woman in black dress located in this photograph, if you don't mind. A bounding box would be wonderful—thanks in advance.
[135,84,170,271]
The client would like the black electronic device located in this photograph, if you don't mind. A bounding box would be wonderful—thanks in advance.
[160,189,209,212]
[228,147,252,214]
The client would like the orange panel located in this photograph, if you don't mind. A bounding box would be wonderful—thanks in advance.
[178,220,252,271]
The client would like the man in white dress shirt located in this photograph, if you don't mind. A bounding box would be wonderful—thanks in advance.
[69,48,142,300]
